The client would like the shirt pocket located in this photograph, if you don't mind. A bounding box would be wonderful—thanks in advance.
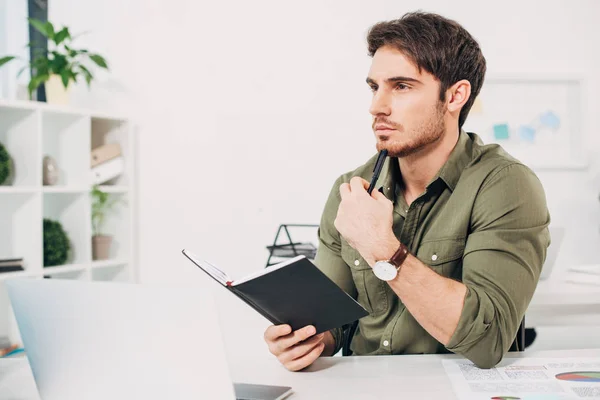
[341,242,389,316]
[415,237,465,278]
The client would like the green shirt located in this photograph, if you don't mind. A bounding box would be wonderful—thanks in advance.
[314,131,551,368]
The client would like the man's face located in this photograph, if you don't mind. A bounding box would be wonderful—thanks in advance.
[367,45,446,158]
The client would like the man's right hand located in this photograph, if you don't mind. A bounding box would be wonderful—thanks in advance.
[264,324,330,371]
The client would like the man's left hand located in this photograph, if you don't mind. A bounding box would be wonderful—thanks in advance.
[334,177,399,266]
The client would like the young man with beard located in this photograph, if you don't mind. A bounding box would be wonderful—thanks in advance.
[263,11,550,371]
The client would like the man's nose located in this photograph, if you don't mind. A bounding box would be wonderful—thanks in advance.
[369,90,391,117]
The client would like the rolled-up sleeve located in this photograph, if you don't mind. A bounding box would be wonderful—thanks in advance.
[313,176,357,355]
[446,163,551,368]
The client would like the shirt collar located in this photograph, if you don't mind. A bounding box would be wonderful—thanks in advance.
[434,129,474,192]
[378,129,475,202]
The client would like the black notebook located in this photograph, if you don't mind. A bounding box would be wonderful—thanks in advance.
[181,249,368,334]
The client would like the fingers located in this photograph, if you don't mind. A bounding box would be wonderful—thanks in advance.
[371,188,388,202]
[350,176,369,193]
[339,182,350,199]
[264,324,292,343]
[284,340,326,372]
[340,177,371,199]
[274,325,317,354]
[278,333,325,364]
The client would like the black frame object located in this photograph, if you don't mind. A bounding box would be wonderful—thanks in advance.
[28,0,48,102]
[265,224,319,268]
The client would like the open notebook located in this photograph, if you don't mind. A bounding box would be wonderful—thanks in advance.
[181,249,368,334]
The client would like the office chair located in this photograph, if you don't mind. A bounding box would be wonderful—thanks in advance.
[341,316,526,356]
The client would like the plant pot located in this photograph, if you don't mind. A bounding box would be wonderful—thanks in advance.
[92,235,112,260]
[44,74,71,105]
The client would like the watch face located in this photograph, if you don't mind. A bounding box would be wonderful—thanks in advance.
[373,261,397,281]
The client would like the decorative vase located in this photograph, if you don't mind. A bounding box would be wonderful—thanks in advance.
[44,74,71,105]
[42,155,59,185]
[92,235,112,260]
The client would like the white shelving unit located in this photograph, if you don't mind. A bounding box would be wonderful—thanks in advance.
[0,99,137,344]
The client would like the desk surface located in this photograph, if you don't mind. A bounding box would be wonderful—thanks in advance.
[3,348,600,400]
[527,268,600,326]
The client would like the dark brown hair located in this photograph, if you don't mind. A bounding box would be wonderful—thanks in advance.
[367,11,486,128]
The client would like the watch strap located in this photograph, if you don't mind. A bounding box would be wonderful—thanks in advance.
[389,242,409,268]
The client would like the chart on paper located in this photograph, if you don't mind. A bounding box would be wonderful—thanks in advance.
[443,358,600,400]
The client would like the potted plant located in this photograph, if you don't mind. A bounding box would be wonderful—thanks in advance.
[0,142,12,185]
[0,18,109,104]
[91,185,123,260]
[43,218,71,267]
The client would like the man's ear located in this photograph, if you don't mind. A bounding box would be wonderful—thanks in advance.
[446,79,471,113]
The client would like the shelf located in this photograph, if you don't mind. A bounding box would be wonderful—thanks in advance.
[0,99,127,122]
[97,185,129,193]
[41,263,88,276]
[0,263,88,281]
[0,100,135,343]
[43,188,91,265]
[0,270,37,281]
[41,112,90,187]
[92,262,130,282]
[42,186,88,194]
[91,259,128,269]
[40,185,128,194]
[0,194,42,273]
[0,107,40,187]
[0,187,39,194]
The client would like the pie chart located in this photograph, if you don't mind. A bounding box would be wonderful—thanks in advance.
[555,371,600,382]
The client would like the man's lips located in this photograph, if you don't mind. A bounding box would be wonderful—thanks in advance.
[374,125,395,131]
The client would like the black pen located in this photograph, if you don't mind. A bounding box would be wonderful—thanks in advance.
[367,149,388,195]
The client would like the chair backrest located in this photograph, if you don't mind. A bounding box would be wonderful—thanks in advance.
[342,316,526,356]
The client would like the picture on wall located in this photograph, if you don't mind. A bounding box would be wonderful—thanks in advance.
[463,76,586,170]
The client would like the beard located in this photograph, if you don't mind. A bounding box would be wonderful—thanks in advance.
[374,101,446,158]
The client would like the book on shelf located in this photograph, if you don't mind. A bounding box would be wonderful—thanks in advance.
[0,258,24,273]
[91,143,122,168]
[181,249,368,334]
[90,156,125,185]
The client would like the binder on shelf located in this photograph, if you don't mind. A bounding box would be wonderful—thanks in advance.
[90,156,125,185]
[91,143,122,168]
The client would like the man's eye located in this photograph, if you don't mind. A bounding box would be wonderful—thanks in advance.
[395,83,409,90]
[369,86,378,92]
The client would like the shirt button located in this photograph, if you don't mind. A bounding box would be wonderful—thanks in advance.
[383,340,389,347]
[404,209,408,213]
[354,260,360,266]
[431,254,438,261]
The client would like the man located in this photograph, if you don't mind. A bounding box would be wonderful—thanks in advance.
[264,11,550,371]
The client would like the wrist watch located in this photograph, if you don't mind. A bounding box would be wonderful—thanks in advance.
[372,242,409,281]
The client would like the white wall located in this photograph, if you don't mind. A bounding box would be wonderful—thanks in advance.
[34,0,600,362]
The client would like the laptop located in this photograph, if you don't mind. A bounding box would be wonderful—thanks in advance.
[5,278,293,400]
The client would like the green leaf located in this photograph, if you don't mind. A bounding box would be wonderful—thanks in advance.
[46,21,56,40]
[28,73,49,97]
[54,27,71,45]
[16,66,28,79]
[28,18,54,38]
[50,52,68,74]
[79,64,94,86]
[0,56,16,67]
[60,69,70,88]
[64,45,78,58]
[89,54,108,69]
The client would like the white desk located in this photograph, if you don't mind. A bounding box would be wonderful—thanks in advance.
[3,348,600,399]
[527,270,600,327]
